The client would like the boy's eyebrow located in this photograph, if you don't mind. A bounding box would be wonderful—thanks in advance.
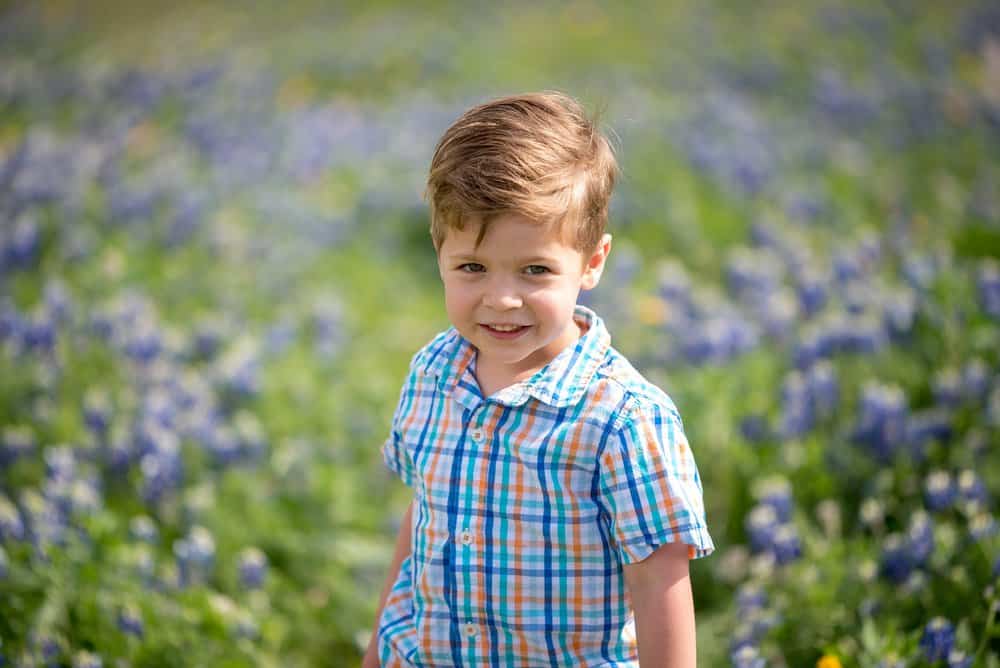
[444,252,562,264]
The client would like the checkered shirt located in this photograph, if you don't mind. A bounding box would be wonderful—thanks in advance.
[378,305,714,667]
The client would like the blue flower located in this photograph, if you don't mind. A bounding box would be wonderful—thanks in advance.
[947,650,973,668]
[129,515,158,544]
[746,504,780,553]
[852,382,908,462]
[82,388,112,436]
[771,524,802,565]
[735,583,767,614]
[3,215,41,269]
[238,546,268,589]
[174,526,216,587]
[806,360,839,419]
[960,358,990,400]
[906,511,934,567]
[755,477,794,523]
[924,471,955,512]
[0,425,35,467]
[932,368,962,408]
[976,260,1000,319]
[879,533,912,584]
[905,409,953,459]
[117,605,144,638]
[919,617,955,663]
[778,371,814,439]
[957,470,990,510]
[731,644,767,668]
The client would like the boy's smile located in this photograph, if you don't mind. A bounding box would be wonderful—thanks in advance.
[436,212,611,395]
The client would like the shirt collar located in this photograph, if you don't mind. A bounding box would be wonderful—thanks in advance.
[421,305,611,408]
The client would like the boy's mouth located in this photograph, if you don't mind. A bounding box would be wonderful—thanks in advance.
[480,323,530,339]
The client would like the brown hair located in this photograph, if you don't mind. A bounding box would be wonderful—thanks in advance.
[425,91,618,252]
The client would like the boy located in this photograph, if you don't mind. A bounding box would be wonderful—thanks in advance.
[363,92,714,667]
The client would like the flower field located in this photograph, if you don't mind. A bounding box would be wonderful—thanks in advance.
[1,1,999,666]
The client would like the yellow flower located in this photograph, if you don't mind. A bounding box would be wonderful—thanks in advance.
[817,655,843,668]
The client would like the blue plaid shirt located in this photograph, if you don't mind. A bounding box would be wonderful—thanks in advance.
[379,306,714,666]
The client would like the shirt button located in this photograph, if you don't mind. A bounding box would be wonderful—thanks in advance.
[470,428,484,443]
[463,621,477,638]
[460,528,473,546]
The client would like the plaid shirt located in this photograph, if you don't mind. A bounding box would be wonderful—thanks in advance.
[378,306,714,667]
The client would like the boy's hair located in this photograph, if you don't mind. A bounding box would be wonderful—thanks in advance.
[426,91,618,253]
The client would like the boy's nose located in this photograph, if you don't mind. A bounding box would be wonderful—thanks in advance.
[482,280,523,310]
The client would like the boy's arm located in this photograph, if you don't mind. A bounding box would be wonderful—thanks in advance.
[362,498,413,668]
[622,540,697,668]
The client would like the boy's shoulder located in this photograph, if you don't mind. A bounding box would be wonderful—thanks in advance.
[407,327,462,378]
[590,345,683,429]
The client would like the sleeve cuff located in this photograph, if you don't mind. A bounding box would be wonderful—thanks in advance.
[616,523,715,564]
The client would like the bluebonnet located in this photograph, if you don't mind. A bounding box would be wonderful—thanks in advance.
[813,67,877,127]
[947,650,973,668]
[730,644,767,668]
[968,512,997,542]
[905,409,953,458]
[238,547,268,589]
[879,533,912,584]
[0,425,35,466]
[735,583,767,614]
[725,247,783,305]
[778,371,814,439]
[0,494,25,542]
[739,414,771,444]
[174,526,215,587]
[3,215,41,269]
[906,511,934,567]
[932,368,963,408]
[0,299,20,345]
[312,299,344,360]
[215,337,261,397]
[192,316,227,361]
[117,605,144,638]
[852,382,908,462]
[755,477,793,523]
[746,504,780,553]
[960,358,990,401]
[976,260,1000,319]
[957,470,990,510]
[881,288,918,340]
[771,524,802,565]
[20,310,56,354]
[82,388,112,436]
[919,617,955,663]
[924,471,955,511]
[794,267,828,318]
[129,516,158,544]
[806,360,839,419]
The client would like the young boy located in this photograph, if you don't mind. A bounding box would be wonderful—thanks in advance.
[363,92,714,667]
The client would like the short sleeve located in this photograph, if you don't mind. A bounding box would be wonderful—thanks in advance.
[381,367,418,488]
[596,402,714,564]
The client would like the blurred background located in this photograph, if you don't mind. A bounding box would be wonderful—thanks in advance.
[1,1,999,666]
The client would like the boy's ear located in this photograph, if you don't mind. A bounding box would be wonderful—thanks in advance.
[581,234,612,290]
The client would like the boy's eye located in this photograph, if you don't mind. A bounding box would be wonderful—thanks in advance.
[524,265,550,275]
[458,263,485,273]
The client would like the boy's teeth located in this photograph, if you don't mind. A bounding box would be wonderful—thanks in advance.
[491,324,522,331]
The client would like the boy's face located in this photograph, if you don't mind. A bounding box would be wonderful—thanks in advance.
[436,212,611,385]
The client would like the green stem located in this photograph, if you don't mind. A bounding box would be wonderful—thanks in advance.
[974,593,998,664]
